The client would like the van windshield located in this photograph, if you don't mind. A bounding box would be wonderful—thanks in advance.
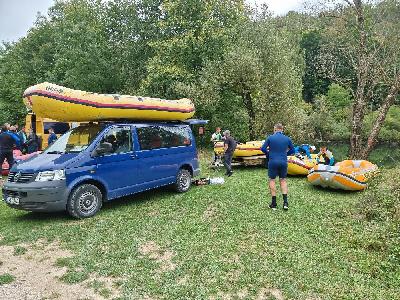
[45,124,104,154]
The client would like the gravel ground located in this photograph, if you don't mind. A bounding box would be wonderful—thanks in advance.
[0,240,120,300]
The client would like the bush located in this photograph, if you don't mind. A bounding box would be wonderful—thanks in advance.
[364,105,400,143]
[326,83,352,111]
[310,94,350,142]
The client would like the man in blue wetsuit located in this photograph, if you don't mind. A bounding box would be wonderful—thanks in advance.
[261,123,295,210]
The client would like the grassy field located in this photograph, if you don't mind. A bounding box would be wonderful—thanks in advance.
[0,147,399,299]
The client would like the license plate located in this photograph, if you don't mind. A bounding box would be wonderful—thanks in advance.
[5,196,20,205]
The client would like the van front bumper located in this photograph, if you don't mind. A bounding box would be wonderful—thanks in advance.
[2,180,68,212]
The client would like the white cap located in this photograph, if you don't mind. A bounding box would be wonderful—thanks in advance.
[310,145,316,151]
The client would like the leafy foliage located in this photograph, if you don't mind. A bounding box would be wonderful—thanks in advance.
[364,105,400,143]
[300,30,330,102]
[309,83,351,142]
[179,19,306,141]
[0,0,399,154]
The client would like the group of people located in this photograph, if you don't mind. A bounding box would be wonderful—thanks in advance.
[0,122,58,174]
[294,144,335,166]
[211,124,336,211]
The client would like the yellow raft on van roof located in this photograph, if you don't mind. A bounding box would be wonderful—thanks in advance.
[23,82,195,122]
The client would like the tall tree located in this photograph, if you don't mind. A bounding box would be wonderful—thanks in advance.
[300,30,330,102]
[179,18,305,141]
[318,0,400,158]
[103,0,163,94]
[140,0,247,98]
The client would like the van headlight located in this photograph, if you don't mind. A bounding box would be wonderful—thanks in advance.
[35,170,66,182]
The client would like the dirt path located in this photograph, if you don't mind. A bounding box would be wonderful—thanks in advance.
[0,240,120,300]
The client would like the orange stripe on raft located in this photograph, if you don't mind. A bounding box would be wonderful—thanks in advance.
[307,173,320,182]
[333,175,366,190]
[288,160,312,170]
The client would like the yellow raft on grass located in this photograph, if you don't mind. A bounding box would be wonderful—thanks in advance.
[287,154,318,175]
[23,82,195,122]
[214,141,264,158]
[307,160,378,191]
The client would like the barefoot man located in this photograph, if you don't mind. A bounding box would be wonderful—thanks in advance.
[261,123,295,210]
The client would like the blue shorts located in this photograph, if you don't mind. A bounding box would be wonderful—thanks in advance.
[268,160,288,179]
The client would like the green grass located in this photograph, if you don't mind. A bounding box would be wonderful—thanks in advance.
[87,280,112,298]
[0,152,398,299]
[13,245,27,256]
[0,273,15,285]
[60,269,89,284]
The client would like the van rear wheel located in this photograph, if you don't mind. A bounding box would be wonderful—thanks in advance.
[67,184,102,218]
[174,169,191,193]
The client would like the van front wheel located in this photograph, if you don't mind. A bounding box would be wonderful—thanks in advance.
[174,169,191,193]
[67,184,102,218]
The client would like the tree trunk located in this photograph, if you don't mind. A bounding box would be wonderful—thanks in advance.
[361,78,400,159]
[241,88,256,140]
[349,0,369,159]
[350,90,367,158]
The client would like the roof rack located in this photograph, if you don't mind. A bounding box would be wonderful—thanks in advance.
[96,119,209,125]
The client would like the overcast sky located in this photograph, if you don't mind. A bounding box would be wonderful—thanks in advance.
[0,0,304,43]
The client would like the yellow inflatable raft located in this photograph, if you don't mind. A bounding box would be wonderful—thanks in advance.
[307,160,378,191]
[287,154,318,175]
[214,141,264,158]
[23,82,195,122]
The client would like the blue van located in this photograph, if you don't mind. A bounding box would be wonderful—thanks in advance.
[2,121,202,218]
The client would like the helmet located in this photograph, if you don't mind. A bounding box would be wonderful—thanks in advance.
[310,145,316,151]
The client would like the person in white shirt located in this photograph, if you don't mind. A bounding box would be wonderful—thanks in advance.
[211,127,223,165]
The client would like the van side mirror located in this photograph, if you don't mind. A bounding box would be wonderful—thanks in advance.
[93,142,113,156]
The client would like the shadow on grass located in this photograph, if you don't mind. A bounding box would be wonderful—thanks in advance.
[14,211,70,223]
[10,186,175,222]
[234,165,266,171]
[311,184,363,195]
[99,186,174,212]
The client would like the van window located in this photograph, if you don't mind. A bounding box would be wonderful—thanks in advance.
[99,126,132,154]
[137,125,191,150]
[45,124,103,153]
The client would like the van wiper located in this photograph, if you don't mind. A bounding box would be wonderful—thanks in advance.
[46,151,65,154]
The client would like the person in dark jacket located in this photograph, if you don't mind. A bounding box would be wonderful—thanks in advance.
[18,126,28,153]
[223,130,237,177]
[26,128,40,153]
[0,126,16,175]
[48,127,57,146]
[261,123,295,210]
